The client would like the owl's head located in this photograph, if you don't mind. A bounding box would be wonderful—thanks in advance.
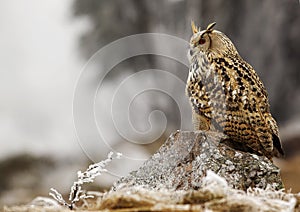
[189,21,238,59]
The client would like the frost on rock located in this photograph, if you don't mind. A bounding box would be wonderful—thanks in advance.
[98,171,298,212]
[113,130,284,191]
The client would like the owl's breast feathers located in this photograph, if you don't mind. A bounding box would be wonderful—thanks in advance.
[186,53,284,158]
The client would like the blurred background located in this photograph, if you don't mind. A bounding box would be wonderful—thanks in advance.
[0,0,299,207]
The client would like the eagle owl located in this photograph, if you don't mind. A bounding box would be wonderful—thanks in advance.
[186,21,284,159]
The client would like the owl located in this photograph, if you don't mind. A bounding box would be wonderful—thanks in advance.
[186,21,284,159]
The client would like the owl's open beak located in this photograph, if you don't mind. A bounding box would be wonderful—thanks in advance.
[191,21,199,34]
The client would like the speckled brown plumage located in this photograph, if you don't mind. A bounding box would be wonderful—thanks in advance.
[186,22,284,159]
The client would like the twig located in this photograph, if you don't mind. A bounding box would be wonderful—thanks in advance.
[49,152,122,209]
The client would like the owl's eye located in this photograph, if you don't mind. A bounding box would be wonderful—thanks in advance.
[198,38,206,45]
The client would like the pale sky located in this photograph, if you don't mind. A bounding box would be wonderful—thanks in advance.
[0,0,88,159]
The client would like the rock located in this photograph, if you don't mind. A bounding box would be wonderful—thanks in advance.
[113,130,284,191]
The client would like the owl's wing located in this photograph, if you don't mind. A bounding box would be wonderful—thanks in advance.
[217,56,283,158]
[239,60,284,157]
[243,59,284,157]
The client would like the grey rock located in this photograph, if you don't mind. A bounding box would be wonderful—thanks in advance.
[113,130,283,191]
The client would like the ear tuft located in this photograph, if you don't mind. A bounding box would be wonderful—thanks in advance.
[191,20,199,34]
[206,22,216,32]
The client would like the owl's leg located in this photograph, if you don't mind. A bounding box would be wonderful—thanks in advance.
[192,111,210,131]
